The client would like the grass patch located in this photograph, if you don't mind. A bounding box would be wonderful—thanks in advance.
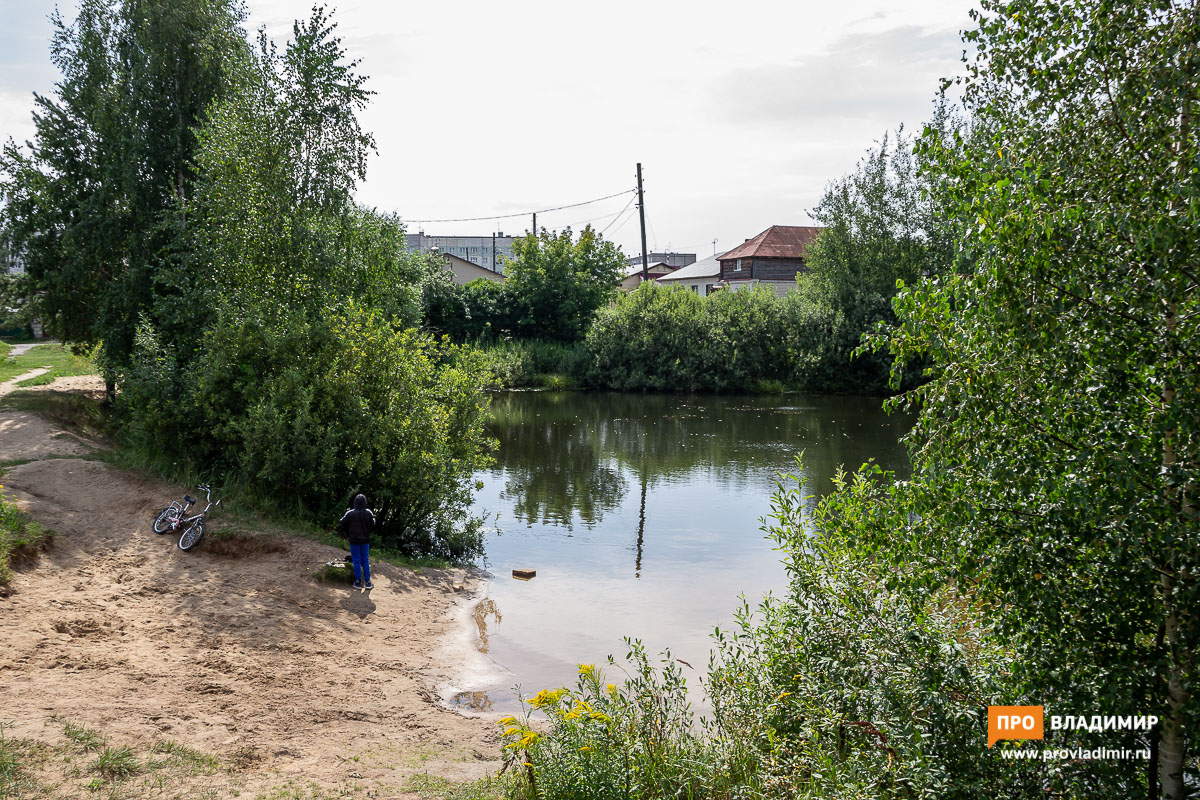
[403,773,521,800]
[0,342,98,385]
[150,739,219,774]
[1,723,49,797]
[0,489,54,587]
[62,721,107,752]
[474,339,590,390]
[91,745,140,781]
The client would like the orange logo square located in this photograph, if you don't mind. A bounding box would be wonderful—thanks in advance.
[988,706,1044,747]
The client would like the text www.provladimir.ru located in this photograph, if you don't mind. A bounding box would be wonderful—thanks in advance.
[1000,748,1151,761]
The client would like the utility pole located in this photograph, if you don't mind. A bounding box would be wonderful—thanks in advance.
[532,212,537,235]
[712,238,718,255]
[637,163,648,281]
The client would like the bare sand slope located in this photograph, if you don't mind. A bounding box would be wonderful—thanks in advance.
[0,400,500,797]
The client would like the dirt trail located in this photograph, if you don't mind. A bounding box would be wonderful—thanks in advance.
[0,379,500,797]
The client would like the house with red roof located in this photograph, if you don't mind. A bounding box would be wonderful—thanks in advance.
[716,225,822,296]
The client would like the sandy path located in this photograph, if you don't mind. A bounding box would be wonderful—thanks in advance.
[0,367,50,397]
[0,390,501,797]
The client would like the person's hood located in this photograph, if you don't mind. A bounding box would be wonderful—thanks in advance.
[353,494,367,511]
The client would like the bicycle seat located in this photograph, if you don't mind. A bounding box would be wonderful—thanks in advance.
[184,495,196,505]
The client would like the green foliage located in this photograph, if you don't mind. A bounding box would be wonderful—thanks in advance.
[425,227,625,345]
[0,271,34,334]
[703,468,1026,798]
[586,282,829,392]
[0,0,249,377]
[109,7,493,560]
[0,724,43,798]
[857,1,1200,794]
[502,647,733,800]
[506,226,626,342]
[512,2,1200,797]
[796,119,962,392]
[473,339,590,389]
[424,276,516,341]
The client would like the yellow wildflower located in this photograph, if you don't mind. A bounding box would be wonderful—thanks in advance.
[579,664,595,677]
[529,688,567,708]
[578,746,592,753]
[497,716,517,726]
[605,683,617,694]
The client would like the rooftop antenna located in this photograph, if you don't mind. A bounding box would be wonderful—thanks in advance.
[712,238,718,255]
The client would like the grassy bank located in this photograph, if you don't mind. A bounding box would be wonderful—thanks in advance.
[0,489,53,588]
[474,339,588,390]
[0,385,465,575]
[0,342,98,386]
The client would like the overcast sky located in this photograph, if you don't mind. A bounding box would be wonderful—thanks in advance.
[1,0,974,258]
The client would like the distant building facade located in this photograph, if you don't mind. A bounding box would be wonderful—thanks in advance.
[626,251,696,269]
[405,232,517,274]
[442,252,505,285]
[619,261,680,292]
[1,242,25,275]
[656,252,723,296]
[717,225,822,296]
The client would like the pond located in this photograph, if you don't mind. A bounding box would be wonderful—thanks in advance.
[445,391,913,714]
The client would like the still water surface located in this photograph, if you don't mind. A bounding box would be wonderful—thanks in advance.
[451,392,912,713]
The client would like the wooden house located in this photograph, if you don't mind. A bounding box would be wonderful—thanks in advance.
[716,225,822,296]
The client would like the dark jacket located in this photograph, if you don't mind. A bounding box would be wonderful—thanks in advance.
[340,494,375,544]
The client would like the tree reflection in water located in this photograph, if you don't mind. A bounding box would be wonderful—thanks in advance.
[488,391,913,534]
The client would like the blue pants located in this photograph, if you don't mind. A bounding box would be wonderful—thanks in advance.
[350,542,371,584]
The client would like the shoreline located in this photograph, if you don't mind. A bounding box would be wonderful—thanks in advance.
[0,377,504,796]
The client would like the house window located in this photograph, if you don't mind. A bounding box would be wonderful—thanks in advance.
[735,259,743,271]
[690,284,698,293]
[705,284,714,295]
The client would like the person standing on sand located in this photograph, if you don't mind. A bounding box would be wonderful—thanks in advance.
[340,493,375,590]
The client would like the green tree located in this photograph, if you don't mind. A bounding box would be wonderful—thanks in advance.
[863,1,1200,794]
[0,0,248,395]
[798,117,962,392]
[120,6,494,557]
[506,226,625,342]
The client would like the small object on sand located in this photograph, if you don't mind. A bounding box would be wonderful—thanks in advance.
[452,582,465,592]
[512,568,536,580]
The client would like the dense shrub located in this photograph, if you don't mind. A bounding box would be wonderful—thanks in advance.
[501,644,737,800]
[473,339,590,389]
[586,283,842,393]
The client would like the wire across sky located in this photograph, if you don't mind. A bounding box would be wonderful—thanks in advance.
[400,189,636,225]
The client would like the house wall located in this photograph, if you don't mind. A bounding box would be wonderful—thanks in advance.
[659,276,717,296]
[719,257,809,282]
[753,257,807,281]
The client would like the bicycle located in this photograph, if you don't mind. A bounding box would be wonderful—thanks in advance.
[152,484,222,551]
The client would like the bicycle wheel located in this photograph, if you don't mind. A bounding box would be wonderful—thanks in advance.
[178,519,205,551]
[152,507,180,535]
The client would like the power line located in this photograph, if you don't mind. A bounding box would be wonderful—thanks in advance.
[596,195,637,235]
[403,189,635,224]
[547,194,637,230]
